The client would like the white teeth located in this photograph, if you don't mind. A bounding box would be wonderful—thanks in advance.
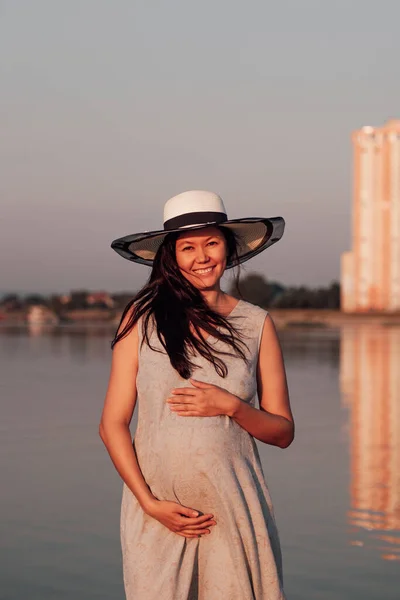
[194,267,213,274]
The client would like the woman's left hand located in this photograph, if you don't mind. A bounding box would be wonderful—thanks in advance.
[167,379,239,417]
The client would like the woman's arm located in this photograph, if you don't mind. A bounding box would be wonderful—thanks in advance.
[99,316,217,537]
[167,314,294,448]
[230,314,294,448]
[99,320,156,511]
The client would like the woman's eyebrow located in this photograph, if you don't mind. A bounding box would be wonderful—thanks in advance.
[177,235,219,245]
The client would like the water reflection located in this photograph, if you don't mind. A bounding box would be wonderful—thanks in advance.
[340,326,400,561]
[0,323,115,362]
[279,327,340,368]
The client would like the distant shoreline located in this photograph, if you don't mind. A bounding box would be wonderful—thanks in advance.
[2,308,400,330]
[268,309,400,328]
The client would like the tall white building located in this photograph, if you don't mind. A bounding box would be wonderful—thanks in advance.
[341,119,400,312]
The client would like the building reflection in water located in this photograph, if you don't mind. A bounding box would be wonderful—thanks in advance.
[340,326,400,562]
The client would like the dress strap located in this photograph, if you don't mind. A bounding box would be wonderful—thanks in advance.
[257,310,269,351]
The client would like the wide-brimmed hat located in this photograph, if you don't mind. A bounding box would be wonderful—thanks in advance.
[111,190,285,268]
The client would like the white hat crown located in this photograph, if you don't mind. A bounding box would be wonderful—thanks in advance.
[163,190,227,229]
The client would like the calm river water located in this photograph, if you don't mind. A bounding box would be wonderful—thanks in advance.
[0,324,399,599]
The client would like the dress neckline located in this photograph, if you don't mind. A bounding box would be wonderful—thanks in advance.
[202,298,243,343]
[218,297,243,318]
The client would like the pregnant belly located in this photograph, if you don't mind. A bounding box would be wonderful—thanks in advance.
[134,415,255,512]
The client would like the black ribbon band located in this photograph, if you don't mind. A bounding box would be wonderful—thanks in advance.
[163,211,227,231]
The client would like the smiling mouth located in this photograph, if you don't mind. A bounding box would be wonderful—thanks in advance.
[192,266,215,275]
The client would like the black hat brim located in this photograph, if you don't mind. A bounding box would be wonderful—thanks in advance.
[111,217,285,268]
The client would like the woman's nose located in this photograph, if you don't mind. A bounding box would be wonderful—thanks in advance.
[195,248,209,263]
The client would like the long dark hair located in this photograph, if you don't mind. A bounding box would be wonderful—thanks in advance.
[111,226,247,379]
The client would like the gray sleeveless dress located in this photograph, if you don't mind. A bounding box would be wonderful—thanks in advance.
[120,300,286,599]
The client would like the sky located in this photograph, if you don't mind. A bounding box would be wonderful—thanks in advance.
[1,0,400,294]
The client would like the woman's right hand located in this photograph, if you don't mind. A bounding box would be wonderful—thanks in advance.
[145,499,217,538]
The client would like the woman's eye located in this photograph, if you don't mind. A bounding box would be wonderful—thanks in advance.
[207,241,218,246]
[182,246,193,251]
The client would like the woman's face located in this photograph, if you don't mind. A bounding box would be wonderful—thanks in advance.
[175,226,228,291]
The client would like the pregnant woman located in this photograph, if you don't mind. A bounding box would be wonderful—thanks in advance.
[99,190,294,599]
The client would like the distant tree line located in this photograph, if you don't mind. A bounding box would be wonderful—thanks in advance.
[0,275,341,314]
[0,291,136,314]
[229,274,340,310]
